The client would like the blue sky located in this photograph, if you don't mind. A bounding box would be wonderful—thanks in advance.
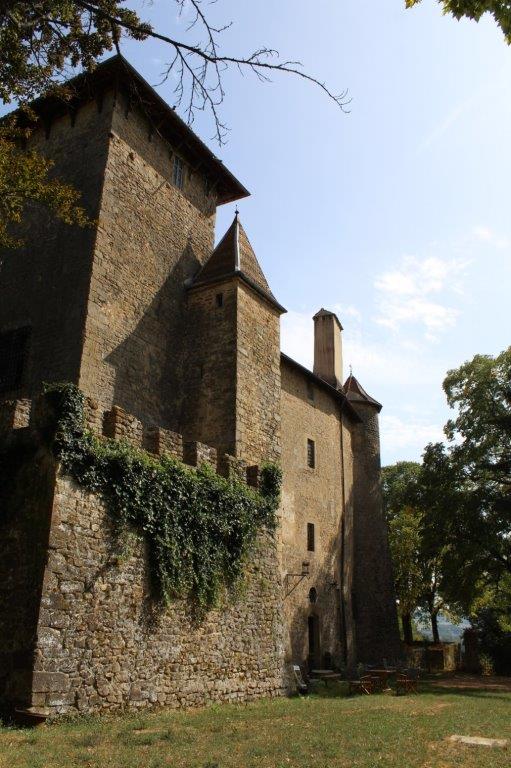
[121,0,510,465]
[16,1,511,464]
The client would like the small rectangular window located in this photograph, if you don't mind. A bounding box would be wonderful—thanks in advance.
[215,293,223,308]
[307,381,314,402]
[0,326,31,393]
[307,438,315,469]
[173,155,184,189]
[307,522,315,552]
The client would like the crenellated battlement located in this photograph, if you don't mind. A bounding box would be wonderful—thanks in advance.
[0,395,260,488]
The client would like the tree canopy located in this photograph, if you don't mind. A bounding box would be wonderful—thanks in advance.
[407,0,511,43]
[382,462,424,643]
[422,348,511,613]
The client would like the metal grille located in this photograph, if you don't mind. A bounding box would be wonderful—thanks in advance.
[0,327,30,393]
[307,522,315,552]
[307,438,315,468]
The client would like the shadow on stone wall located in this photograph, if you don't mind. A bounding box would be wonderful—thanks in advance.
[0,443,56,713]
[105,239,201,433]
[285,505,350,673]
[284,469,402,676]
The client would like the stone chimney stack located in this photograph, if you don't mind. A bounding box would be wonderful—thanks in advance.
[313,309,343,389]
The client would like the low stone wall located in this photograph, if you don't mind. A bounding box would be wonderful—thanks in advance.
[30,473,285,716]
[405,643,459,672]
[0,397,286,717]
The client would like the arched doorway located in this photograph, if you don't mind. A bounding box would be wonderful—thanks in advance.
[308,614,321,670]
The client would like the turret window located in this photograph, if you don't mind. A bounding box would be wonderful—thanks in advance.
[307,438,316,469]
[307,523,315,552]
[173,155,185,189]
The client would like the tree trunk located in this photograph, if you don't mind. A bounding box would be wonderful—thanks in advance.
[431,610,440,644]
[402,612,414,645]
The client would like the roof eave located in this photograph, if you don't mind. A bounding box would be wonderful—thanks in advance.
[187,270,287,315]
[281,353,361,422]
[6,54,249,206]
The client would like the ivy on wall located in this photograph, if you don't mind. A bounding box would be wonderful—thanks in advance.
[43,384,282,611]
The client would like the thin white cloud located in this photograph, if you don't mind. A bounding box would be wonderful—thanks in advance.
[473,226,510,250]
[380,414,444,459]
[374,254,469,339]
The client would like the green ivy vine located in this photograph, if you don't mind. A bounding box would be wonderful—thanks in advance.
[43,383,282,612]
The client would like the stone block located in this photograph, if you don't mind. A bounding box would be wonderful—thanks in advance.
[32,672,70,694]
[218,454,246,480]
[83,397,102,434]
[0,399,31,436]
[103,406,142,447]
[145,427,183,460]
[183,441,217,468]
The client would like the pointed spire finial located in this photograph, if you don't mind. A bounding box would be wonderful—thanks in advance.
[349,364,353,377]
[235,207,239,218]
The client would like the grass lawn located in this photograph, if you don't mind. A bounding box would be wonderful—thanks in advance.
[1,679,510,768]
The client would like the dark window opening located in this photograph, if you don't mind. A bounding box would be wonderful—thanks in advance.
[307,438,315,469]
[307,381,314,402]
[0,326,31,393]
[307,522,315,552]
[308,587,317,604]
[173,155,185,189]
[215,293,223,308]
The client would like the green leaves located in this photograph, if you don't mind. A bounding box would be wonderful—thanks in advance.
[0,122,91,248]
[0,2,150,106]
[43,383,281,614]
[406,1,511,45]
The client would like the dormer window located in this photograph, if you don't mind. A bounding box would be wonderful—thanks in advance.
[173,155,184,189]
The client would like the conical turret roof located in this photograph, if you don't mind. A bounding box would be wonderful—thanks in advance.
[190,213,285,313]
[344,373,382,411]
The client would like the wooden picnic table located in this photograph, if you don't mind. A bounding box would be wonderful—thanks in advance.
[310,669,343,687]
[370,668,397,690]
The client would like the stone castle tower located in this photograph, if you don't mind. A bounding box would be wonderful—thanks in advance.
[0,56,401,718]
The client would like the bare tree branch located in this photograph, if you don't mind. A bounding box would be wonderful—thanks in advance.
[1,1,350,144]
[72,0,350,143]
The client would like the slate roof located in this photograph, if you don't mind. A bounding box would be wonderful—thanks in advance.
[344,374,382,412]
[189,213,286,313]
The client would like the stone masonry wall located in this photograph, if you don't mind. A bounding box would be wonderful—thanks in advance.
[31,474,285,716]
[350,404,402,664]
[0,441,56,711]
[0,397,286,716]
[183,280,238,458]
[236,284,281,465]
[184,280,281,467]
[0,98,113,400]
[79,94,218,431]
[280,361,345,670]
